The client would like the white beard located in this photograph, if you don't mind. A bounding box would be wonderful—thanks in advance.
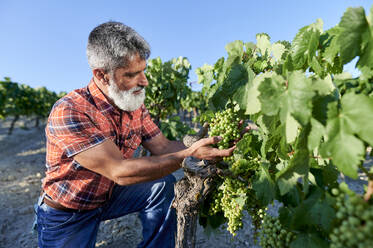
[107,79,145,112]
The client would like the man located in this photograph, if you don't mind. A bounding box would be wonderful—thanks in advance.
[34,21,234,248]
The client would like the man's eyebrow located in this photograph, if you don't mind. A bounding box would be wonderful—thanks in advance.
[123,68,146,76]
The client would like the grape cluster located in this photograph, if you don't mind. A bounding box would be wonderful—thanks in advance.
[209,177,248,235]
[208,107,242,150]
[230,158,260,176]
[329,184,373,248]
[207,106,265,236]
[259,214,295,248]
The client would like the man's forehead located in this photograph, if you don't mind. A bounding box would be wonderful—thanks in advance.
[119,56,147,71]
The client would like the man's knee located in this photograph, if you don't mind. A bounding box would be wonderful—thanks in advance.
[150,174,176,203]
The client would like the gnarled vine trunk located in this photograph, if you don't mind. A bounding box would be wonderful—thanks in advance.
[172,124,218,248]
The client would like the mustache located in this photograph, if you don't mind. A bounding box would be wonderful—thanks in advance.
[128,86,145,93]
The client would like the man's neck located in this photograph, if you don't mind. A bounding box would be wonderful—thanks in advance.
[92,77,118,109]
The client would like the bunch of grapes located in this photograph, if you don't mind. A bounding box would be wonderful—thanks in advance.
[329,184,373,248]
[259,214,295,248]
[208,177,248,235]
[207,106,266,235]
[208,107,242,150]
[230,158,260,176]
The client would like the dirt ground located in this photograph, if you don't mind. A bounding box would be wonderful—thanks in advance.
[0,119,371,248]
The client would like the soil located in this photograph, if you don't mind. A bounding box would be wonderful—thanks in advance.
[0,119,371,248]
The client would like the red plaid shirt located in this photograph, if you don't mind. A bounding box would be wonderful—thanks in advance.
[43,79,161,210]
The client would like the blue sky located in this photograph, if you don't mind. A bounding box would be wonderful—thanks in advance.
[0,0,371,93]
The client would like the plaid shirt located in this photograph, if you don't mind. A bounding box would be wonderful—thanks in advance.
[43,79,161,210]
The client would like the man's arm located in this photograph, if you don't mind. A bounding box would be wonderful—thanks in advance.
[74,136,233,186]
[142,133,186,155]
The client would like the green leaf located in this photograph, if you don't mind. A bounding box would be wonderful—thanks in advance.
[243,71,273,115]
[341,93,373,146]
[308,118,325,151]
[272,42,286,61]
[196,64,214,91]
[338,7,369,64]
[322,26,342,65]
[258,74,285,116]
[321,118,364,179]
[277,126,310,195]
[285,71,315,126]
[225,40,244,58]
[292,19,323,69]
[253,162,276,205]
[320,93,371,178]
[309,57,323,76]
[308,200,335,233]
[256,33,271,56]
[232,67,255,112]
[211,64,248,110]
[290,233,328,248]
[285,113,300,144]
[311,74,337,96]
[225,40,244,67]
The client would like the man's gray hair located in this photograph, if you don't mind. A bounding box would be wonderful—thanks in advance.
[86,21,150,72]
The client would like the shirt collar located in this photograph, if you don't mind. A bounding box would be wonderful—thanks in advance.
[88,78,119,116]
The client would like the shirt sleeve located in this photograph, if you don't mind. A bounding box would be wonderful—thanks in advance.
[46,101,108,158]
[141,106,161,142]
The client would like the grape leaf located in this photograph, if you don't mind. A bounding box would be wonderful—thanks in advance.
[310,74,337,96]
[285,71,315,126]
[320,109,365,178]
[211,64,248,110]
[322,26,342,65]
[258,74,285,116]
[196,64,214,94]
[225,40,244,67]
[290,233,328,248]
[256,33,271,57]
[285,113,300,144]
[341,93,373,146]
[338,7,369,64]
[243,72,273,115]
[308,200,335,233]
[252,162,276,205]
[292,19,323,69]
[308,118,325,151]
[232,66,255,112]
[272,42,286,61]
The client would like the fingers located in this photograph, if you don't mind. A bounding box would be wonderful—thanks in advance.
[197,136,222,147]
[207,145,235,160]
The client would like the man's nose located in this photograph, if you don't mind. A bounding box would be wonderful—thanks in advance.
[138,72,148,87]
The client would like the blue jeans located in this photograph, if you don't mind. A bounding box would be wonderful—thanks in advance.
[35,174,176,248]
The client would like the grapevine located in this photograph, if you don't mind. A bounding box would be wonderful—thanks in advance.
[195,3,373,247]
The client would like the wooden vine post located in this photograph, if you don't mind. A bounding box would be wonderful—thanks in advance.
[172,124,219,248]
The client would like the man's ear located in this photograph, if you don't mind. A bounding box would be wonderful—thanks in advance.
[93,69,109,85]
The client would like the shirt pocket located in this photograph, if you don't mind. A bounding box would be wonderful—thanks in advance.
[123,129,142,153]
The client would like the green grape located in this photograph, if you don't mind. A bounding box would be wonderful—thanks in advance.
[259,214,295,248]
[206,106,267,237]
[208,106,243,150]
[329,184,373,248]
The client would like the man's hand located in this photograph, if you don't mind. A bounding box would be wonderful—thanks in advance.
[186,136,235,161]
